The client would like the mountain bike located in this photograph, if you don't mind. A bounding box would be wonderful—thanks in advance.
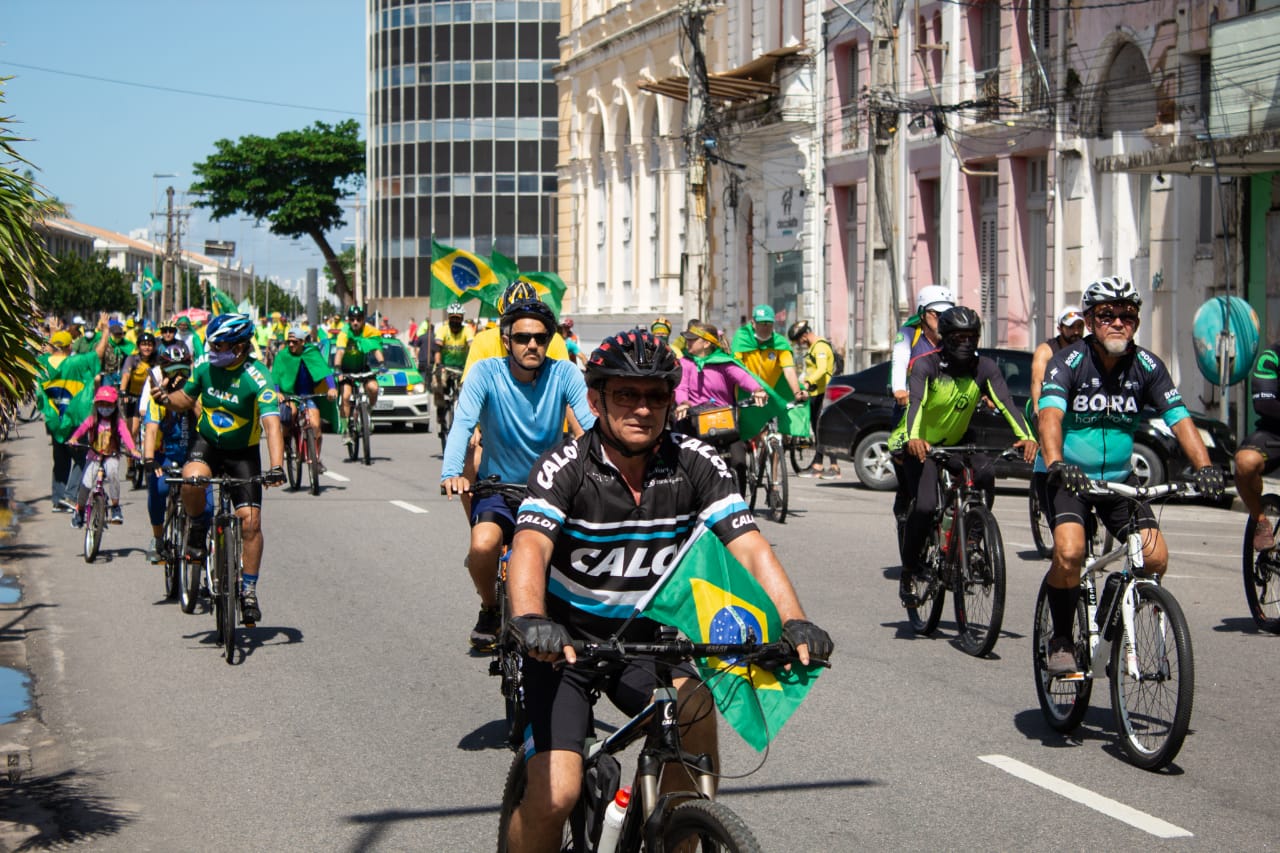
[81,459,111,563]
[1029,475,1054,559]
[496,632,818,852]
[1241,492,1280,633]
[340,372,375,466]
[282,394,326,496]
[160,466,200,611]
[746,410,791,524]
[903,445,1015,656]
[1032,479,1198,770]
[437,366,462,450]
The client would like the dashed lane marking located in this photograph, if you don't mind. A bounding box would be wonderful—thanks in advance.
[979,755,1192,839]
[390,500,429,515]
[322,471,351,482]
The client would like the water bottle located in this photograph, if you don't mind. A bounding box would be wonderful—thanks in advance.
[596,786,631,853]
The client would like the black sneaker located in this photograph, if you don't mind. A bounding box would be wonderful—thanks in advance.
[470,606,501,650]
[899,574,919,608]
[185,523,209,561]
[70,509,85,529]
[240,586,261,626]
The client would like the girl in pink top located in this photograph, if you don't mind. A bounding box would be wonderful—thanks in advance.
[67,386,139,527]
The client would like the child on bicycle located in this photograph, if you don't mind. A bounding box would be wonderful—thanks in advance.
[68,386,140,528]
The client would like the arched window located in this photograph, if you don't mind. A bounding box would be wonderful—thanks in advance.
[1100,43,1155,135]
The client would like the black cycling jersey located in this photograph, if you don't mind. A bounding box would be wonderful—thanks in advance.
[515,427,758,641]
[1249,344,1280,433]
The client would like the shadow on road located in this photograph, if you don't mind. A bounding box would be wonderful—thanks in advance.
[0,768,132,850]
[343,803,501,852]
[1212,616,1277,634]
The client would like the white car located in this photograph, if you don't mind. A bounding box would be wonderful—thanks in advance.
[370,337,432,430]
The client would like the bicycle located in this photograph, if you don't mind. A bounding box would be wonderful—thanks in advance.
[81,458,110,563]
[785,433,817,475]
[903,445,1015,656]
[340,371,376,466]
[745,410,792,524]
[496,631,816,853]
[120,394,147,491]
[282,394,326,495]
[1032,478,1197,770]
[1241,492,1280,633]
[436,366,462,450]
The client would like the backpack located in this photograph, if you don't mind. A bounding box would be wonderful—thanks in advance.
[832,345,846,377]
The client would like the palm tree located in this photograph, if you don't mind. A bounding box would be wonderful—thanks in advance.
[0,78,57,404]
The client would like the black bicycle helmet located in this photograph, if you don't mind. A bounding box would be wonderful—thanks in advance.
[499,298,556,337]
[584,330,682,390]
[137,332,157,347]
[347,304,367,320]
[936,306,982,339]
[157,340,192,367]
[787,320,812,343]
[496,281,539,315]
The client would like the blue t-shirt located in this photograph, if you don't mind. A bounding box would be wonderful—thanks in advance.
[441,357,596,483]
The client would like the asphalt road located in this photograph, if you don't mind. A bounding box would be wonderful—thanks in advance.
[2,425,1278,851]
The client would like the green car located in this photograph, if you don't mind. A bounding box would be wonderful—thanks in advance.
[370,337,432,429]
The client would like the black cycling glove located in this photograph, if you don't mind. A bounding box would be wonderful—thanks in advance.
[1191,465,1224,501]
[509,614,573,657]
[1048,461,1089,498]
[263,466,287,486]
[782,619,834,662]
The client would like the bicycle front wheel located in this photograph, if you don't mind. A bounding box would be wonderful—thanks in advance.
[84,493,106,563]
[1109,581,1194,770]
[284,429,301,490]
[1029,484,1053,559]
[221,522,243,664]
[906,547,946,636]
[788,435,817,474]
[360,400,373,465]
[953,506,1007,657]
[346,411,360,462]
[306,429,322,496]
[767,437,788,523]
[1242,494,1280,632]
[1032,580,1092,732]
[662,799,762,853]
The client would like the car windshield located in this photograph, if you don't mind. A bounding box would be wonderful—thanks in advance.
[380,340,413,369]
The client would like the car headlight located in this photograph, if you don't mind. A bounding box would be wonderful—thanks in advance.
[412,382,425,394]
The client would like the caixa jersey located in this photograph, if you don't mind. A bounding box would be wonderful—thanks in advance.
[515,428,758,641]
[1040,339,1190,481]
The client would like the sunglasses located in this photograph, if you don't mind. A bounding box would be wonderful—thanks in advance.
[608,388,673,409]
[509,332,551,347]
[1092,309,1139,327]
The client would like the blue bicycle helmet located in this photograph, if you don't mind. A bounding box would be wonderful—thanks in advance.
[205,313,255,346]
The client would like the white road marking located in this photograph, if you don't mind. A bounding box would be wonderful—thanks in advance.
[322,471,351,482]
[390,500,429,515]
[979,755,1192,839]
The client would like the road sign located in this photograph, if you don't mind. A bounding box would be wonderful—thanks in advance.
[204,240,236,257]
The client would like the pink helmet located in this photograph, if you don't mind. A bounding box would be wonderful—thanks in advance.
[94,386,119,405]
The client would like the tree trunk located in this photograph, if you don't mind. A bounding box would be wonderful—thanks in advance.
[309,229,352,307]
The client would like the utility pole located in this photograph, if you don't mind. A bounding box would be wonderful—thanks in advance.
[681,2,712,322]
[161,186,176,320]
[354,197,364,307]
[860,0,901,365]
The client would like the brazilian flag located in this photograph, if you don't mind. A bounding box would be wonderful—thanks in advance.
[489,250,566,316]
[431,239,499,308]
[638,529,823,752]
[37,350,102,443]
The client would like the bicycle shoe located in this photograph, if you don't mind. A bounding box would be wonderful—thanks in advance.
[470,606,501,651]
[70,509,85,529]
[184,523,209,561]
[1045,638,1078,676]
[898,574,919,608]
[109,505,124,525]
[240,586,261,626]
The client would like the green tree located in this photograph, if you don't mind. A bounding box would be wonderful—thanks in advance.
[0,80,57,403]
[322,245,366,301]
[190,120,364,307]
[36,252,136,317]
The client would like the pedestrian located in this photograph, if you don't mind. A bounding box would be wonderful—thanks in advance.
[36,314,111,512]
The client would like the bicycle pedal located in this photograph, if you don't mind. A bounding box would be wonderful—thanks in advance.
[1055,671,1086,683]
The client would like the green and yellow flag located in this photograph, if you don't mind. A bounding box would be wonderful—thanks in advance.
[143,265,162,295]
[638,530,822,751]
[431,239,500,308]
[209,284,237,315]
[490,250,566,316]
[729,325,811,439]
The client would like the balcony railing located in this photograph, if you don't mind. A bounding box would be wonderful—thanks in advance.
[1021,61,1052,113]
[839,103,863,152]
[976,68,1001,120]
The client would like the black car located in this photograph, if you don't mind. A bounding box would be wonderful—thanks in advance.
[815,347,1236,490]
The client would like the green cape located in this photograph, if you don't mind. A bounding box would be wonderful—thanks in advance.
[728,327,810,437]
[271,343,340,427]
[38,350,102,442]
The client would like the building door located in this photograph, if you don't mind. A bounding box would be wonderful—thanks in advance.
[979,177,999,346]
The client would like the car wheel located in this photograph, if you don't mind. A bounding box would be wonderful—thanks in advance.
[1130,442,1165,487]
[853,430,897,491]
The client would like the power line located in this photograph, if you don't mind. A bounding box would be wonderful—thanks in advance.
[1,60,363,117]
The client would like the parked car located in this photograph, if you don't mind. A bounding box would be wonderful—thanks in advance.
[370,338,432,429]
[815,347,1236,490]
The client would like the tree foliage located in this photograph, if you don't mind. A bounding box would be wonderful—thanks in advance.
[36,253,136,317]
[190,120,365,307]
[0,79,58,403]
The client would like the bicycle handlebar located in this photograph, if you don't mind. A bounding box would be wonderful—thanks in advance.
[926,444,1023,463]
[163,474,269,487]
[569,638,830,670]
[1083,479,1198,500]
[470,478,528,502]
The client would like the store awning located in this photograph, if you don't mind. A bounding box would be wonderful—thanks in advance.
[1095,128,1280,176]
[638,45,805,104]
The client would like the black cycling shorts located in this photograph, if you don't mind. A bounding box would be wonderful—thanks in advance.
[521,655,699,755]
[1239,429,1280,475]
[1047,473,1157,538]
[186,436,263,509]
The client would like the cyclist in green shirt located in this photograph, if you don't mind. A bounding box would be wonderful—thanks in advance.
[331,304,387,445]
[155,313,285,625]
[890,306,1037,606]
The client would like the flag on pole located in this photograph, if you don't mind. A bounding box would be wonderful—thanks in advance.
[430,239,500,308]
[209,284,237,315]
[637,529,822,751]
[489,249,566,316]
[143,265,162,296]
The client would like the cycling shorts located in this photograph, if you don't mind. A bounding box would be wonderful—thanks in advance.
[470,492,520,542]
[1046,473,1157,537]
[120,393,141,421]
[186,436,263,509]
[1239,429,1280,475]
[521,655,699,755]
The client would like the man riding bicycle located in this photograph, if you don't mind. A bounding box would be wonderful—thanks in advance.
[272,325,339,466]
[890,306,1037,608]
[440,298,595,650]
[502,329,833,853]
[154,313,286,625]
[433,301,473,424]
[731,304,807,407]
[331,305,387,447]
[1038,276,1223,674]
[1233,341,1280,551]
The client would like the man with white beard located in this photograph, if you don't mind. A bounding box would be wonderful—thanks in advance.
[1034,276,1223,675]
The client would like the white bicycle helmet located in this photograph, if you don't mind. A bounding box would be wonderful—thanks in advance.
[915,285,956,313]
[1081,276,1142,311]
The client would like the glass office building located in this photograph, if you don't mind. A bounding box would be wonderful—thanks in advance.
[367,0,561,300]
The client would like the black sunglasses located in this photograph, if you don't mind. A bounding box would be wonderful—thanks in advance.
[509,332,551,346]
[1092,309,1139,327]
[608,388,673,409]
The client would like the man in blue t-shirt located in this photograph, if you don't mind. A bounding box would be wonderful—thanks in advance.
[440,299,596,650]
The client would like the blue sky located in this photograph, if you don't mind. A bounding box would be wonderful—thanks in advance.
[1,0,366,291]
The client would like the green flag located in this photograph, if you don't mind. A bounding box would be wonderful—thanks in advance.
[639,530,822,751]
[143,265,162,295]
[490,249,565,316]
[209,285,237,315]
[431,239,501,308]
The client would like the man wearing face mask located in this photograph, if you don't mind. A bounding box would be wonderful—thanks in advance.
[889,306,1037,608]
[433,302,473,422]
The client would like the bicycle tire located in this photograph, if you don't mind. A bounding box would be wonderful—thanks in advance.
[1242,494,1280,633]
[221,523,241,664]
[83,498,102,563]
[766,436,788,523]
[346,408,360,462]
[788,436,817,474]
[1032,579,1092,733]
[162,497,179,600]
[1109,581,1194,770]
[496,751,581,853]
[1029,485,1053,559]
[306,429,322,496]
[662,799,763,853]
[284,429,301,490]
[906,509,946,635]
[360,399,373,465]
[953,505,1007,657]
[747,445,764,515]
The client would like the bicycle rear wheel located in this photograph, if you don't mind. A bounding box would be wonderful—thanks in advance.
[162,500,179,600]
[766,437,788,523]
[1109,581,1194,770]
[1029,484,1053,559]
[1242,494,1280,633]
[662,799,762,853]
[346,409,360,462]
[221,522,243,663]
[496,751,581,853]
[284,429,301,490]
[954,506,1007,657]
[1032,580,1092,733]
[360,399,373,465]
[788,435,817,474]
[306,429,322,496]
[906,538,946,636]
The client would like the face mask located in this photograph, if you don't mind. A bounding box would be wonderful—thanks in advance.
[945,341,978,364]
[208,349,241,368]
[96,406,115,417]
[448,320,462,332]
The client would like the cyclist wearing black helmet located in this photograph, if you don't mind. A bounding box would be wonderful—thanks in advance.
[120,331,159,472]
[502,329,833,852]
[890,306,1037,608]
[332,304,387,447]
[461,281,571,379]
[1038,276,1221,674]
[440,297,595,650]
